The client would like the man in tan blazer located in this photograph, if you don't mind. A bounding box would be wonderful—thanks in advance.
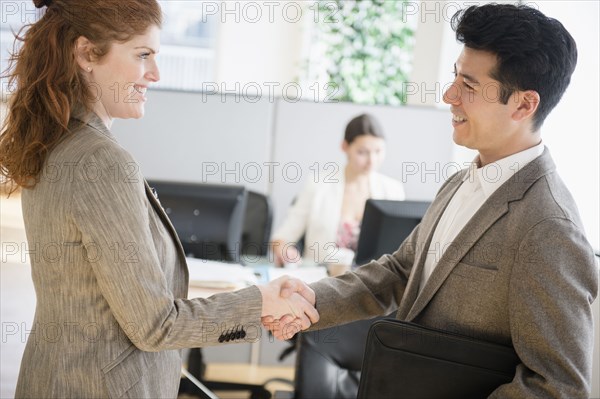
[266,4,598,398]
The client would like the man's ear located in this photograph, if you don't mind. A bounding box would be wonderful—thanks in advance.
[74,36,96,72]
[512,90,540,122]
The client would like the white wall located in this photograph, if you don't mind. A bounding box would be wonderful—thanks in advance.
[112,90,274,194]
[270,100,452,230]
[533,1,599,252]
[534,3,600,397]
[111,90,453,230]
[214,0,308,98]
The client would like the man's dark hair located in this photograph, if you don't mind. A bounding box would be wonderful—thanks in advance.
[451,4,577,131]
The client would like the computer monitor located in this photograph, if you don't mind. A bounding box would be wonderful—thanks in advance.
[147,180,247,263]
[354,200,431,265]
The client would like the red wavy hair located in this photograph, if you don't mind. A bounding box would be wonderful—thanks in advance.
[0,0,162,194]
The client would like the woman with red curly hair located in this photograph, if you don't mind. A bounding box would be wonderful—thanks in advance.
[0,1,318,397]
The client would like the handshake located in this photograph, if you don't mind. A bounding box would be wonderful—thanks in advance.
[258,276,319,340]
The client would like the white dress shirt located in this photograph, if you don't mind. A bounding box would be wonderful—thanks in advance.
[419,142,545,292]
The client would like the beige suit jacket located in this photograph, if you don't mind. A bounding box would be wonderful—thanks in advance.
[310,148,598,398]
[15,112,263,398]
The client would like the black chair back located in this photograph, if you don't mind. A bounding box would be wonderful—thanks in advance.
[241,190,273,257]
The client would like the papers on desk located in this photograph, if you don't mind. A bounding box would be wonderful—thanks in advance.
[186,257,329,290]
[267,266,328,284]
[186,257,258,289]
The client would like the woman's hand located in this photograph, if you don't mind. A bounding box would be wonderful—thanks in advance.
[270,239,302,267]
[258,276,319,339]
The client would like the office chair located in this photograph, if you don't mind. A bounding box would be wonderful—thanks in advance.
[274,316,386,399]
[241,190,273,258]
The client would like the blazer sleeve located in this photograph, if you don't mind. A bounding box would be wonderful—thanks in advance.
[307,223,420,330]
[490,217,598,398]
[70,143,263,351]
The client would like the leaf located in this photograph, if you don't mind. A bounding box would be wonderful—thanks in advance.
[304,0,416,105]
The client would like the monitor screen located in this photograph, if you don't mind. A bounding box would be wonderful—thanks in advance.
[354,200,431,265]
[147,180,247,262]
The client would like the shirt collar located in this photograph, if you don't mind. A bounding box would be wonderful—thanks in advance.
[70,104,116,142]
[464,142,545,199]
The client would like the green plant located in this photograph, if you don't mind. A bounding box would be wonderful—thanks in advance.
[305,0,416,105]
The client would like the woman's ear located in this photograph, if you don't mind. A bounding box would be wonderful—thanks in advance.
[341,140,349,153]
[74,36,95,72]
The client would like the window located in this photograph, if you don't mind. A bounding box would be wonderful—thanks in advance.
[0,1,217,94]
[154,1,217,91]
[302,0,418,105]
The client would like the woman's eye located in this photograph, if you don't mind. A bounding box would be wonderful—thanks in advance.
[139,53,150,60]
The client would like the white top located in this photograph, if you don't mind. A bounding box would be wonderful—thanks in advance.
[274,172,405,263]
[419,142,545,291]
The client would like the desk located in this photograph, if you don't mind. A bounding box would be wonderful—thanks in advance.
[186,257,329,294]
[183,259,328,397]
[186,258,328,367]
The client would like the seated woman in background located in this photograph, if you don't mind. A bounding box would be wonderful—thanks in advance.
[271,113,405,268]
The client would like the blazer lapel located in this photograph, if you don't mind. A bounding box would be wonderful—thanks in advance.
[397,171,466,319]
[143,180,188,270]
[403,148,556,321]
[405,195,509,320]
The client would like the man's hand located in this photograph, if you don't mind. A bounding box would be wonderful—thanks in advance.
[262,313,304,340]
[258,276,319,340]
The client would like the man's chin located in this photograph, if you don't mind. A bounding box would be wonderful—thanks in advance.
[452,131,468,147]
